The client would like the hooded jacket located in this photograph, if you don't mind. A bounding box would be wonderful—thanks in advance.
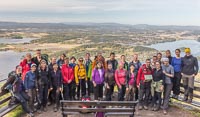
[61,64,74,84]
[74,63,87,84]
[137,64,153,86]
[92,68,105,84]
[115,68,127,87]
[20,59,35,81]
[181,55,199,75]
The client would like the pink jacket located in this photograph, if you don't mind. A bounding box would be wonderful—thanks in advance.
[115,69,127,87]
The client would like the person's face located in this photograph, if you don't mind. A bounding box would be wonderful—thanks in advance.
[79,59,84,64]
[153,57,157,62]
[64,59,69,64]
[146,60,151,67]
[186,52,190,56]
[166,51,171,57]
[110,54,115,60]
[175,50,180,56]
[133,55,138,61]
[97,63,102,68]
[61,55,65,60]
[16,66,22,74]
[121,56,125,61]
[41,62,46,68]
[164,61,169,65]
[51,58,57,64]
[157,54,162,60]
[108,64,112,70]
[26,54,32,61]
[155,62,161,69]
[119,64,123,69]
[36,51,41,57]
[31,66,36,72]
[85,54,90,60]
[53,64,58,70]
[130,65,135,71]
[71,58,76,63]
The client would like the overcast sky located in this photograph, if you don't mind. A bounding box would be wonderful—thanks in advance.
[0,0,200,25]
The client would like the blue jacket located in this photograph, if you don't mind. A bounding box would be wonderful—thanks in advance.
[171,57,182,72]
[24,71,37,90]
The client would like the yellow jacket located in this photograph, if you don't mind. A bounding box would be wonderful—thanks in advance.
[75,63,87,84]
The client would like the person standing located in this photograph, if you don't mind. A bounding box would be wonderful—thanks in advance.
[165,50,173,65]
[49,63,63,112]
[24,64,38,113]
[162,58,174,114]
[115,62,127,101]
[20,53,35,80]
[107,52,118,71]
[105,63,115,101]
[32,49,48,67]
[61,57,74,100]
[92,62,105,101]
[37,60,49,112]
[85,53,93,96]
[157,53,162,63]
[129,54,142,101]
[171,49,182,99]
[137,59,153,110]
[120,55,129,71]
[151,61,164,111]
[69,56,77,100]
[75,57,87,99]
[125,64,137,101]
[57,53,66,69]
[181,48,199,103]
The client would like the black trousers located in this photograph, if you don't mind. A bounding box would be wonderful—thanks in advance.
[139,82,151,106]
[38,85,48,108]
[52,86,61,108]
[15,91,31,114]
[94,84,104,100]
[63,83,71,100]
[118,85,126,101]
[152,91,162,106]
[105,84,115,101]
[77,79,86,99]
[87,80,93,96]
[172,72,181,95]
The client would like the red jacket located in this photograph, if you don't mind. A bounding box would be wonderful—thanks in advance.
[20,59,35,81]
[115,69,127,87]
[137,64,153,86]
[61,64,74,84]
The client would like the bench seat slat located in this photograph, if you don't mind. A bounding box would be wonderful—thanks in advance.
[62,108,134,113]
[0,104,19,117]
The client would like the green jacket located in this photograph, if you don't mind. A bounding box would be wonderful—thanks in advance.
[85,60,93,80]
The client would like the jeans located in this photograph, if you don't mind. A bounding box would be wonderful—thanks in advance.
[172,72,182,95]
[27,88,36,112]
[52,86,61,108]
[152,91,162,107]
[118,85,126,101]
[15,91,30,113]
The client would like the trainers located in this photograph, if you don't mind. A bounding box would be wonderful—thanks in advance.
[27,113,34,117]
[163,110,167,115]
[144,106,148,110]
[174,95,178,99]
[54,108,58,112]
[37,109,42,114]
[154,105,160,111]
[43,107,47,112]
[138,105,143,110]
[47,102,52,106]
[182,96,188,102]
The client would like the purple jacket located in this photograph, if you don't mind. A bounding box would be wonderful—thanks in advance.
[92,68,105,84]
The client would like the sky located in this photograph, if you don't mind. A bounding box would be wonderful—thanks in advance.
[0,0,200,25]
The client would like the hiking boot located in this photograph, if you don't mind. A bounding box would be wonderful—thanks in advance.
[47,102,52,106]
[37,109,42,114]
[138,105,143,110]
[174,95,178,99]
[187,99,192,103]
[163,110,167,115]
[154,105,160,111]
[54,107,58,112]
[27,113,34,117]
[43,107,47,112]
[182,96,188,102]
[144,106,148,110]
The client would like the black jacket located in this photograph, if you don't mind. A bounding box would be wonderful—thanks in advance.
[105,69,115,86]
[107,59,118,71]
[152,68,165,85]
[49,70,63,88]
[37,68,49,86]
[181,55,199,75]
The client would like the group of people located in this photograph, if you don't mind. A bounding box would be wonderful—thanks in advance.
[0,47,199,117]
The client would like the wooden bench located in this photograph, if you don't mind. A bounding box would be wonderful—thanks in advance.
[0,79,20,117]
[60,101,138,117]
